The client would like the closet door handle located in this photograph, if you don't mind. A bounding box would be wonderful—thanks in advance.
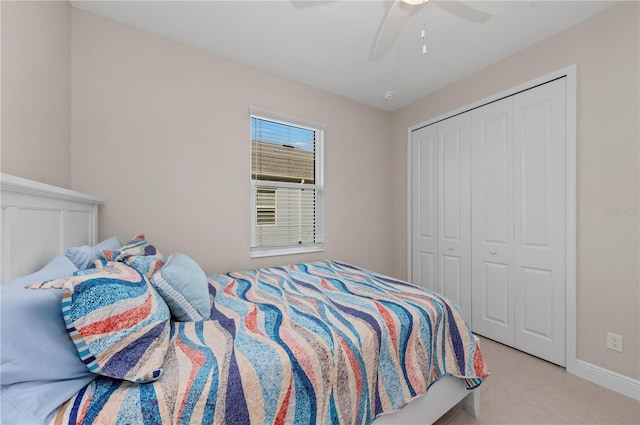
[490,250,497,255]
[448,246,454,251]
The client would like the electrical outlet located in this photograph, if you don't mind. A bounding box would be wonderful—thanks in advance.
[606,332,623,352]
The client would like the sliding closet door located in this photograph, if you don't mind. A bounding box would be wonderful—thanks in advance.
[471,97,515,346]
[411,124,438,292]
[513,78,566,366]
[437,114,471,320]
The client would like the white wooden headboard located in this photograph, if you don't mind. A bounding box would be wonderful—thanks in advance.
[0,174,102,283]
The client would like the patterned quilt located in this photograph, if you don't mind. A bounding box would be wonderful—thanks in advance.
[51,261,487,425]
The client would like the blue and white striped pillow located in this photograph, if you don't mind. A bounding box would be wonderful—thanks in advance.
[150,253,211,322]
[30,262,170,383]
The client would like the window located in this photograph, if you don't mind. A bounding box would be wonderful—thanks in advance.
[250,107,325,257]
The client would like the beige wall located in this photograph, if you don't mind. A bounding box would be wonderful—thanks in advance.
[390,2,639,380]
[1,1,71,188]
[70,9,393,277]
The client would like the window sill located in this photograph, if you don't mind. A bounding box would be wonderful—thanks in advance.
[250,244,325,259]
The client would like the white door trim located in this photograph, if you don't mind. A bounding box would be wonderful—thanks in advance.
[407,65,577,374]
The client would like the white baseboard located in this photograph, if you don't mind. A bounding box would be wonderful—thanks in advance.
[574,360,640,401]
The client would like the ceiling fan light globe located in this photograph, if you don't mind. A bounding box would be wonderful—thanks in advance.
[401,0,428,5]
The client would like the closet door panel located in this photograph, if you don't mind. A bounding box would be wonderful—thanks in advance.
[441,137,462,240]
[411,125,438,292]
[441,255,461,303]
[417,252,436,291]
[437,114,471,320]
[514,78,566,366]
[471,97,514,345]
[520,267,554,338]
[484,262,510,325]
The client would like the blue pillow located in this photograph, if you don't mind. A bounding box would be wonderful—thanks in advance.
[65,236,122,270]
[150,253,211,321]
[0,255,95,425]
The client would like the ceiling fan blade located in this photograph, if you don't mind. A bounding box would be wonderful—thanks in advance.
[435,0,493,24]
[371,0,412,60]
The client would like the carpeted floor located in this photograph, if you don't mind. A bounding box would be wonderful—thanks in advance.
[434,337,640,424]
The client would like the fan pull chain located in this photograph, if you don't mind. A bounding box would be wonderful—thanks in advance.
[421,25,427,54]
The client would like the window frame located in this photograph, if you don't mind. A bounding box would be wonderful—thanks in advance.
[249,106,325,258]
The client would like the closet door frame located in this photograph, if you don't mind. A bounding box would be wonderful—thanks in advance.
[407,65,577,373]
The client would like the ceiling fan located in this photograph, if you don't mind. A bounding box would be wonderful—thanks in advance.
[372,0,496,59]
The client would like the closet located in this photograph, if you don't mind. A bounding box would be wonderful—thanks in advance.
[410,77,567,366]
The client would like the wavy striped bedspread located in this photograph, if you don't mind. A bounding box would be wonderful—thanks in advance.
[51,261,487,425]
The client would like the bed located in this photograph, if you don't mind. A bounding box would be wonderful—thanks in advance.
[0,173,487,425]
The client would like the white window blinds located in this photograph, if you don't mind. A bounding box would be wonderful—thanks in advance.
[250,107,325,257]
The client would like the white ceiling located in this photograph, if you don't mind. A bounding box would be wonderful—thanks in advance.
[70,0,617,112]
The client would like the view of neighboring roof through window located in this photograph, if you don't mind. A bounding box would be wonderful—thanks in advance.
[251,118,315,184]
